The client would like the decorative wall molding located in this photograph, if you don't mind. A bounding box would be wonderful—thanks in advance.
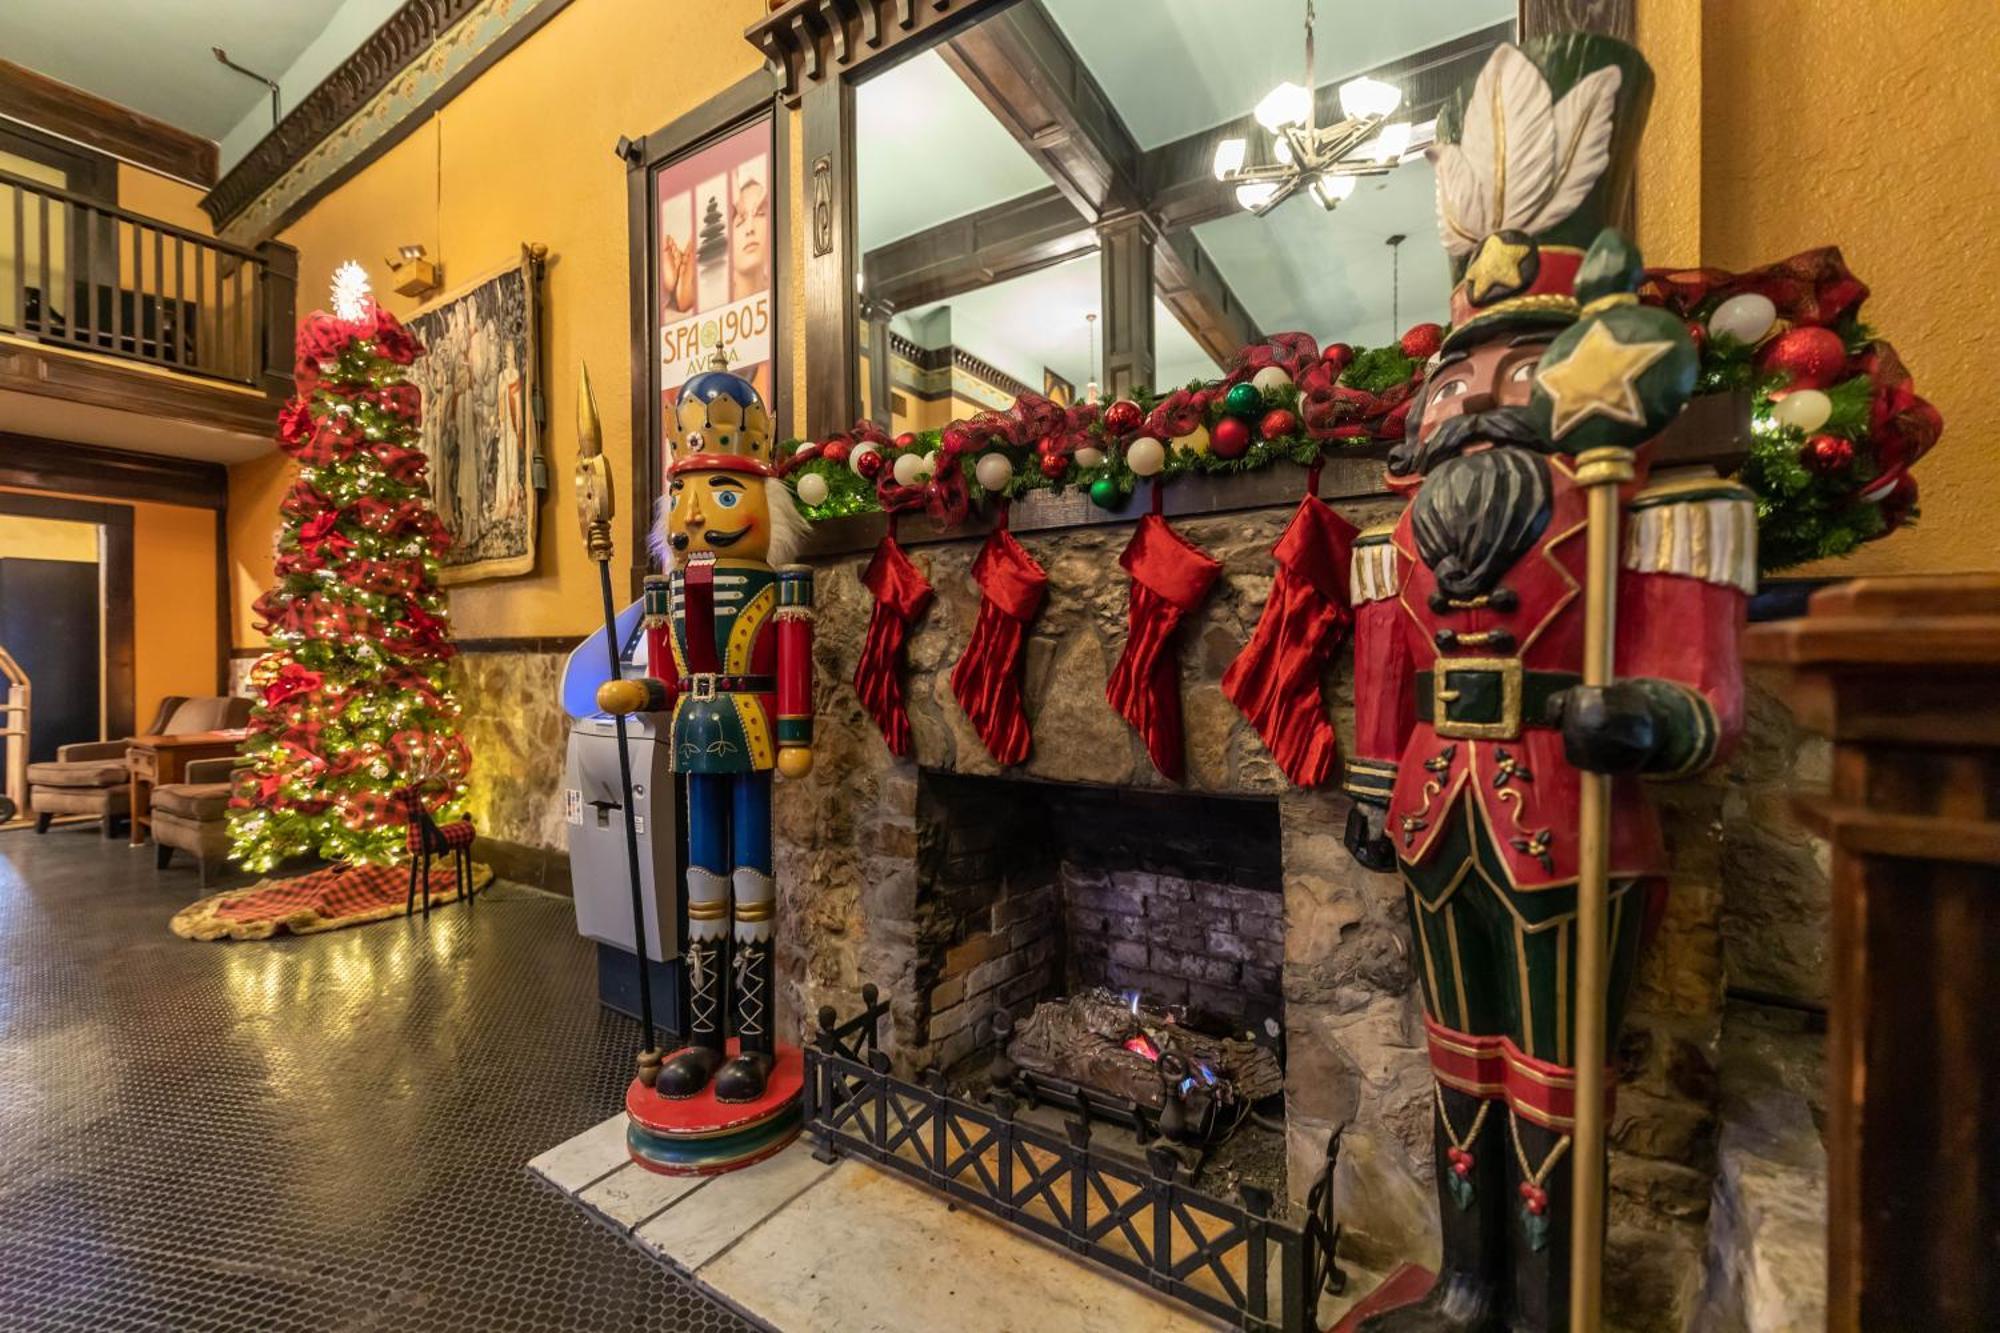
[748,0,1012,105]
[200,0,575,242]
[0,432,229,510]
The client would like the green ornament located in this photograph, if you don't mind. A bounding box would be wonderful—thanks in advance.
[1088,477,1123,509]
[1223,382,1264,418]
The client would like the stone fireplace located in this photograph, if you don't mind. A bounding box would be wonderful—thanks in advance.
[770,492,1805,1327]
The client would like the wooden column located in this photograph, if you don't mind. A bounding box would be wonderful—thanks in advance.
[1744,574,2000,1333]
[801,77,858,438]
[1097,215,1153,399]
[254,239,298,400]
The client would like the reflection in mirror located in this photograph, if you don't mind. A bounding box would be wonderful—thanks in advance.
[852,0,1513,426]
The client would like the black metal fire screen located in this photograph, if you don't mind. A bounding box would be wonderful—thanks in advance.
[803,986,1345,1333]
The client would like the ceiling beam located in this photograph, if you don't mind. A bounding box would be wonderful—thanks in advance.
[1143,21,1510,233]
[0,59,217,186]
[863,185,1095,312]
[1153,230,1260,371]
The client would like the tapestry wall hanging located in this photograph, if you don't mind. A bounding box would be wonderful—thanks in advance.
[407,247,542,583]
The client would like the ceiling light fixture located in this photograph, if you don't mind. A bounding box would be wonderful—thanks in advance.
[1209,0,1414,217]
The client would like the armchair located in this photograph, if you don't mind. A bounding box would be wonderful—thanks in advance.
[27,695,250,838]
[151,755,240,885]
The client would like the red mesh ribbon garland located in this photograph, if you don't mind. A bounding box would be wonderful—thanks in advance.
[854,534,935,758]
[1220,494,1358,787]
[949,517,1048,768]
[1105,514,1220,782]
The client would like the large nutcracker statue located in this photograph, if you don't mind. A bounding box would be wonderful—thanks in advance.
[1341,35,1750,1331]
[600,356,814,1166]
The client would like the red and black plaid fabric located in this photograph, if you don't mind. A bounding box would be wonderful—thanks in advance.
[170,861,492,941]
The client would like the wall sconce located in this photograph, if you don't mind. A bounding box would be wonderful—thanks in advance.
[387,244,443,300]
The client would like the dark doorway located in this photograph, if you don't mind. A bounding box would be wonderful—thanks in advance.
[0,492,133,740]
[0,555,101,761]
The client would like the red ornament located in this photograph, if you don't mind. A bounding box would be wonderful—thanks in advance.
[1804,433,1854,473]
[1037,434,1066,458]
[1759,326,1848,389]
[1211,416,1252,459]
[1103,399,1143,436]
[894,431,918,449]
[853,446,885,480]
[820,438,851,464]
[1039,452,1069,479]
[1321,342,1354,373]
[1259,408,1298,441]
[1684,319,1708,355]
[940,426,972,455]
[1399,323,1445,360]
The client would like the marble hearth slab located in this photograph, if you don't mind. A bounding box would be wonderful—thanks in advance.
[530,1113,1225,1331]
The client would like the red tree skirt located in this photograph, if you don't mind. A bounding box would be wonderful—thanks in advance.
[170,860,493,940]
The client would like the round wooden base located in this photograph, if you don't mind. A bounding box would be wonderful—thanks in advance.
[624,1040,804,1176]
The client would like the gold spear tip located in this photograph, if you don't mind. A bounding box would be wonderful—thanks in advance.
[577,361,603,460]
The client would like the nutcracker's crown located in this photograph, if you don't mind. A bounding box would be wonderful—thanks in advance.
[670,360,773,477]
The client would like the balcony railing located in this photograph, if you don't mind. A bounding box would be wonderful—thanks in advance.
[0,169,295,394]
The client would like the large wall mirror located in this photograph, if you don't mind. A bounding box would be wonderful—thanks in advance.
[849,0,1514,432]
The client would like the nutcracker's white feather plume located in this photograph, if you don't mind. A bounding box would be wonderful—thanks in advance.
[1458,45,1554,234]
[1526,64,1623,234]
[1431,143,1487,257]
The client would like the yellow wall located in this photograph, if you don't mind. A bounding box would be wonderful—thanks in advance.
[0,515,97,562]
[0,488,217,729]
[227,0,770,647]
[116,162,215,236]
[1638,0,1998,577]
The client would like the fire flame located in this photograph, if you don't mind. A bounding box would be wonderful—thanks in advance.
[1123,1033,1160,1061]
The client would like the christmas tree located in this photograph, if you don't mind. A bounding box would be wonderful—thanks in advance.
[229,263,471,872]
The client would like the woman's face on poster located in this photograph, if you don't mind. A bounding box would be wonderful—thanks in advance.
[731,179,767,275]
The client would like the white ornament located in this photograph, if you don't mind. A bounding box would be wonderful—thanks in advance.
[1769,388,1832,434]
[891,452,927,487]
[791,441,820,462]
[1709,292,1777,345]
[1251,365,1293,394]
[1073,445,1107,469]
[795,473,830,506]
[330,261,371,322]
[974,453,1015,492]
[848,443,881,478]
[919,451,939,482]
[1126,437,1167,477]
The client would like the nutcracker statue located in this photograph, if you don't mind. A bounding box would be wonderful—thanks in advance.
[599,354,814,1172]
[1340,36,1750,1330]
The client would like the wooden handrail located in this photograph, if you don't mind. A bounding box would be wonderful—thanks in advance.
[0,169,264,261]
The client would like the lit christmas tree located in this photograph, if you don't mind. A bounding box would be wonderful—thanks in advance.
[229,262,471,871]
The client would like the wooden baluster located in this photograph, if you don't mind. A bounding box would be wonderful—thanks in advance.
[8,183,21,333]
[150,226,164,364]
[36,190,50,335]
[193,242,206,374]
[112,218,125,353]
[172,236,185,366]
[81,203,95,348]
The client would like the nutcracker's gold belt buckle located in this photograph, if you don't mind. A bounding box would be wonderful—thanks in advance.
[689,673,718,701]
[1431,656,1524,740]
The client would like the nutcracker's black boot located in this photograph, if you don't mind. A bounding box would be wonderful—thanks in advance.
[657,936,727,1098]
[714,936,775,1103]
[1502,1110,1578,1332]
[1359,1084,1507,1333]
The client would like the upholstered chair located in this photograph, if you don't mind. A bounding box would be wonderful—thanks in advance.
[27,695,250,838]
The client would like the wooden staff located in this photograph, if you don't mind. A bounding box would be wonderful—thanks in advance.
[1570,442,1634,1332]
[575,363,661,1084]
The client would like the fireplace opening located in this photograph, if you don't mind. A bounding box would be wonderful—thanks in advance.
[912,771,1288,1196]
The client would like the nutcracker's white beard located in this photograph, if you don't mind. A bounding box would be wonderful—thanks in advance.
[650,477,806,570]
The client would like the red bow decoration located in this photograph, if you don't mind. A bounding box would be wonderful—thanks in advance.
[261,662,324,707]
[1105,514,1221,782]
[949,517,1048,767]
[1639,246,1871,330]
[1143,388,1208,442]
[854,535,935,758]
[366,307,424,365]
[1220,494,1357,787]
[1227,331,1320,385]
[370,440,430,485]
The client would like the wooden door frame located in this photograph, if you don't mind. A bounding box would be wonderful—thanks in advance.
[0,490,134,739]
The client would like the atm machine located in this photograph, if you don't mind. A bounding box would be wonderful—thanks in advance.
[559,597,683,1031]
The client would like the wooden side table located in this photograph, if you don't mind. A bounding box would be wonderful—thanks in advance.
[1744,574,2000,1332]
[129,731,245,847]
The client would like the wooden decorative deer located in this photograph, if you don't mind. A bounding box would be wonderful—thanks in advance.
[398,786,476,916]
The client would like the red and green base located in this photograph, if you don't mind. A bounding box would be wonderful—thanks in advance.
[624,1040,804,1176]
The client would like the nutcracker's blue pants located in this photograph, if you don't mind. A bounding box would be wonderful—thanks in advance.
[685,772,772,879]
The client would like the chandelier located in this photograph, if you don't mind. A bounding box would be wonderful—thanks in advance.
[1211,0,1413,216]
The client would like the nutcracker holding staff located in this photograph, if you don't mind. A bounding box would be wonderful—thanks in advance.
[1340,35,1751,1330]
[600,355,813,1109]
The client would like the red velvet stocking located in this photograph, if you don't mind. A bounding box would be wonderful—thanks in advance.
[1220,494,1357,787]
[853,534,934,758]
[1105,513,1220,781]
[949,518,1047,767]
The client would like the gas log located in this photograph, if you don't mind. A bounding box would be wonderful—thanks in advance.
[1004,988,1284,1113]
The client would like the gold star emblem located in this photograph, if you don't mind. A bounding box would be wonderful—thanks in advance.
[1535,320,1676,440]
[1465,234,1534,304]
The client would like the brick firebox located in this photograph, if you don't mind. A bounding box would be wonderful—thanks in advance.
[913,772,1284,1074]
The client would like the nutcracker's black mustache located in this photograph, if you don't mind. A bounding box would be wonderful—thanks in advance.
[1388,405,1553,477]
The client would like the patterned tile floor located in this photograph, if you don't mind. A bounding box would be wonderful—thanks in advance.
[0,826,755,1332]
